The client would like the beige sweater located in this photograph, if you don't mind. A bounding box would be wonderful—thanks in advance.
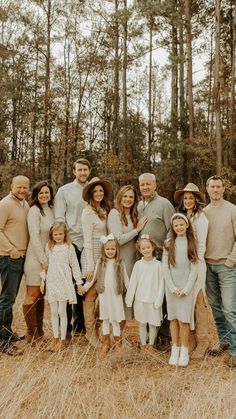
[204,200,236,267]
[0,193,29,255]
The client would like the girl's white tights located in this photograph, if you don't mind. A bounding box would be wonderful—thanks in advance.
[102,319,120,336]
[139,322,157,345]
[50,301,68,340]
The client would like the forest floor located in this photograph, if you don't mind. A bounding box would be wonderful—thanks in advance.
[1,283,236,419]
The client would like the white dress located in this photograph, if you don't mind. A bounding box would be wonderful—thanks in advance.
[125,258,164,327]
[45,243,82,304]
[98,259,129,322]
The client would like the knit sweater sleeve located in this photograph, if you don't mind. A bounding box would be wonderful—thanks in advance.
[225,209,236,267]
[107,209,138,246]
[162,249,178,294]
[0,201,15,253]
[125,263,138,306]
[162,199,175,231]
[54,187,66,222]
[182,262,198,295]
[154,262,165,309]
[68,245,83,285]
[27,206,47,265]
[193,213,208,261]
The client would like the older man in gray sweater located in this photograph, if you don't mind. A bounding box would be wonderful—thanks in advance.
[204,175,236,368]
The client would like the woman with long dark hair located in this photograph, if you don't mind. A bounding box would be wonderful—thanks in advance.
[174,183,208,359]
[23,181,54,343]
[80,177,112,347]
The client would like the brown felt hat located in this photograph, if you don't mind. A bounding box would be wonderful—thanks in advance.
[174,183,205,205]
[82,177,113,202]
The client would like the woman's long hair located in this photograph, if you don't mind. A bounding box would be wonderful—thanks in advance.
[87,184,111,219]
[176,193,204,216]
[165,216,198,267]
[115,185,138,227]
[29,180,54,215]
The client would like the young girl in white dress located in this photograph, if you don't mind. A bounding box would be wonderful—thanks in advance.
[125,235,164,351]
[82,234,129,354]
[42,222,83,350]
[162,213,198,367]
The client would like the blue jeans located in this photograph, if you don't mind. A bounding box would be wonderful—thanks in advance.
[0,256,24,346]
[206,263,236,355]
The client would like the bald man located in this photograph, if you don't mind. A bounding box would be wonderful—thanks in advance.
[0,176,30,355]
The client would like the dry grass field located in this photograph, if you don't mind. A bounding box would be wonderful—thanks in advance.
[1,283,236,419]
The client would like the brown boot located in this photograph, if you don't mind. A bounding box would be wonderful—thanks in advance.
[191,291,209,359]
[83,300,101,348]
[46,338,59,352]
[113,336,122,351]
[23,303,37,343]
[189,331,197,353]
[101,334,110,354]
[36,298,44,339]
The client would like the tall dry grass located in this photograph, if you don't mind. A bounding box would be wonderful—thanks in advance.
[1,283,236,419]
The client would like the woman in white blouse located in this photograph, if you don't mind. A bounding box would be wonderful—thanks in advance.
[107,185,147,319]
[174,183,208,359]
[23,181,54,343]
[81,177,112,347]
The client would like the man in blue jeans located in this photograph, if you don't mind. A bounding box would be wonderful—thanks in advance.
[0,176,29,356]
[204,175,236,367]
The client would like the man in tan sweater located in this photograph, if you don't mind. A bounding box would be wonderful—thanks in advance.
[0,175,29,356]
[204,175,236,367]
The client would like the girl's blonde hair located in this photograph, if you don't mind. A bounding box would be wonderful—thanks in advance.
[164,214,198,267]
[135,236,161,259]
[95,240,125,295]
[48,222,71,250]
[101,239,120,263]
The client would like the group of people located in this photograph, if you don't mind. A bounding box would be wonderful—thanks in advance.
[0,157,236,369]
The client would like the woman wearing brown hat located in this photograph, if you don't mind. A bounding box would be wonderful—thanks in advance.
[80,177,112,347]
[174,183,209,359]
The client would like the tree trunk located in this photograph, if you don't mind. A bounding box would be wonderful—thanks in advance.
[214,0,222,174]
[122,0,128,148]
[148,17,153,169]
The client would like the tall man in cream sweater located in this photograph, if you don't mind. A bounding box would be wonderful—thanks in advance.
[204,175,236,367]
[54,158,91,336]
[0,176,29,356]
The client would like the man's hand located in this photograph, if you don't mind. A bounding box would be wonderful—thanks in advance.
[10,249,21,259]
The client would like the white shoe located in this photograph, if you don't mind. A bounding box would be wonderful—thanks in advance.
[168,345,180,365]
[178,346,189,367]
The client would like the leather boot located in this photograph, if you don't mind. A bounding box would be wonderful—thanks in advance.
[113,336,122,351]
[36,299,44,339]
[191,292,209,359]
[189,331,197,353]
[101,334,110,354]
[23,303,37,343]
[46,338,59,352]
[83,301,100,348]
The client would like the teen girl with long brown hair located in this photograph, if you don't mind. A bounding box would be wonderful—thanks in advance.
[162,213,198,367]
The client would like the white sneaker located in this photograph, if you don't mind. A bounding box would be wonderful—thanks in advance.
[168,345,180,365]
[178,346,189,367]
